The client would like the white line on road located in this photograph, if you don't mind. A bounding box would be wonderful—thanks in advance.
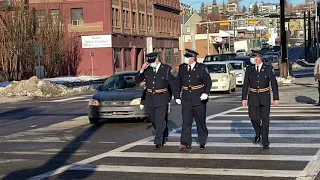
[98,142,116,144]
[236,110,320,112]
[297,147,320,180]
[30,125,37,128]
[206,120,320,124]
[142,142,320,148]
[50,96,88,102]
[194,126,320,130]
[0,159,27,164]
[107,152,315,161]
[220,114,320,117]
[27,107,243,180]
[170,133,320,138]
[69,164,305,178]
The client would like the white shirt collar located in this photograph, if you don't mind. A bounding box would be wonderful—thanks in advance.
[256,63,263,71]
[188,62,196,69]
[153,62,161,72]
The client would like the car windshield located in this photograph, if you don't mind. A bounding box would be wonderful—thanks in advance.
[100,74,144,91]
[230,62,243,70]
[206,64,227,73]
[204,54,236,62]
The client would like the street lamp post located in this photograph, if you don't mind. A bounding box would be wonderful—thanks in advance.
[279,0,288,78]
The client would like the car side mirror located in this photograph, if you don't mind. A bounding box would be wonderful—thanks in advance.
[96,85,102,91]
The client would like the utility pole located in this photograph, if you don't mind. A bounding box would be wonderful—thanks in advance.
[207,23,210,54]
[316,0,319,59]
[304,11,308,61]
[280,0,288,78]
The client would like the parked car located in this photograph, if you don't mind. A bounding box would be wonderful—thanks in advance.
[87,71,171,125]
[203,53,237,62]
[232,56,252,66]
[204,61,237,93]
[226,60,247,86]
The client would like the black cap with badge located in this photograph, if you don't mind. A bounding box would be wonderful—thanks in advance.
[184,49,199,57]
[145,52,160,63]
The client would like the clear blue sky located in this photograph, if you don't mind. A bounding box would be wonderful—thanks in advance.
[181,0,305,9]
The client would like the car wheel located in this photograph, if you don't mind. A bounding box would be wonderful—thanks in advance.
[143,117,151,123]
[232,87,236,92]
[89,118,100,125]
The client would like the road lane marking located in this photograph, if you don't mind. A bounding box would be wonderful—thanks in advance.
[30,125,37,128]
[170,133,320,138]
[236,110,320,112]
[107,152,315,161]
[69,164,305,178]
[0,117,35,126]
[297,148,320,180]
[206,120,320,123]
[0,159,27,164]
[27,106,243,180]
[220,114,320,117]
[49,96,88,102]
[142,142,320,148]
[194,126,320,130]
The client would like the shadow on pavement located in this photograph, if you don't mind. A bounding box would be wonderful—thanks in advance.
[295,96,317,104]
[3,124,102,180]
[231,119,254,142]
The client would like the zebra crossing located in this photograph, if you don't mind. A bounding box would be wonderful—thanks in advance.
[29,104,320,180]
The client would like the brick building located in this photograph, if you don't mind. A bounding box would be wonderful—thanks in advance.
[29,0,181,76]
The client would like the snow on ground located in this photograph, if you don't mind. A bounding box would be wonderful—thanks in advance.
[44,76,106,84]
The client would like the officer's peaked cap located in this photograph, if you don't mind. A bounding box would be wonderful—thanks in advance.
[146,52,160,63]
[184,49,199,57]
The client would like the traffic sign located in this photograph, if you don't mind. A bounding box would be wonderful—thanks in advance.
[220,22,230,26]
[248,19,259,25]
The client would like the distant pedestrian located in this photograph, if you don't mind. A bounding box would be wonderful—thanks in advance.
[175,49,212,151]
[135,52,177,150]
[314,57,320,105]
[242,54,279,149]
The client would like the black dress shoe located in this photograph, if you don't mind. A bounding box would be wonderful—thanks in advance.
[179,144,190,151]
[254,137,261,143]
[263,145,269,149]
[155,145,160,150]
[200,145,205,150]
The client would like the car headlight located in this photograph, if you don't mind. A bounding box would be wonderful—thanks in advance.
[221,76,228,81]
[88,99,100,106]
[236,73,243,77]
[130,98,141,105]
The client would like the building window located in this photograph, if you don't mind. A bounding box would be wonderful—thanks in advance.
[186,26,191,33]
[49,9,61,26]
[155,16,157,30]
[124,48,131,69]
[71,8,83,26]
[153,48,162,60]
[112,8,119,27]
[35,9,45,31]
[122,10,129,28]
[174,48,179,63]
[132,12,136,29]
[113,48,121,68]
[141,13,144,29]
[165,48,171,64]
[147,15,152,30]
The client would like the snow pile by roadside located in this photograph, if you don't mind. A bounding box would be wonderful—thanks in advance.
[276,76,295,86]
[0,76,94,98]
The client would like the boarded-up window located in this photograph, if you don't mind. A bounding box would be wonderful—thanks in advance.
[124,49,131,70]
[113,48,121,68]
[49,9,61,26]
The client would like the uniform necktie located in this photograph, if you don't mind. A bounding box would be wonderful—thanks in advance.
[188,65,191,72]
[153,68,156,73]
[256,65,259,72]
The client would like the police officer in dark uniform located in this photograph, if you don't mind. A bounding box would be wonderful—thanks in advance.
[175,49,212,151]
[135,52,177,150]
[242,55,280,149]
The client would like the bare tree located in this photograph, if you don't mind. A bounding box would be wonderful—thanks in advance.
[0,1,82,81]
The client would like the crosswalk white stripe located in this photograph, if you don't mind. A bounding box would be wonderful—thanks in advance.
[220,114,320,117]
[194,126,320,130]
[107,152,315,161]
[142,142,320,148]
[240,106,320,108]
[206,120,320,123]
[236,110,320,112]
[297,149,320,180]
[69,164,305,178]
[170,133,320,138]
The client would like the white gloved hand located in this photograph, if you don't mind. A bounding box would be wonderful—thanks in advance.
[175,99,181,104]
[139,105,144,110]
[200,93,208,100]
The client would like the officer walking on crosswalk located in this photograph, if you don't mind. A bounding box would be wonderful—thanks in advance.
[135,52,177,150]
[242,55,280,149]
[175,49,212,151]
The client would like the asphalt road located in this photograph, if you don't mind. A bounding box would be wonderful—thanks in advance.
[1,86,320,180]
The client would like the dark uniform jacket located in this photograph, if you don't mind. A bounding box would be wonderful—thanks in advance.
[242,64,279,106]
[135,63,176,107]
[176,62,212,106]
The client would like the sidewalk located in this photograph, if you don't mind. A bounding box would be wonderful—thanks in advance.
[278,77,319,104]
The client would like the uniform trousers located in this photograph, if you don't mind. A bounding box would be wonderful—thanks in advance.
[180,104,208,146]
[146,105,168,145]
[249,105,271,146]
